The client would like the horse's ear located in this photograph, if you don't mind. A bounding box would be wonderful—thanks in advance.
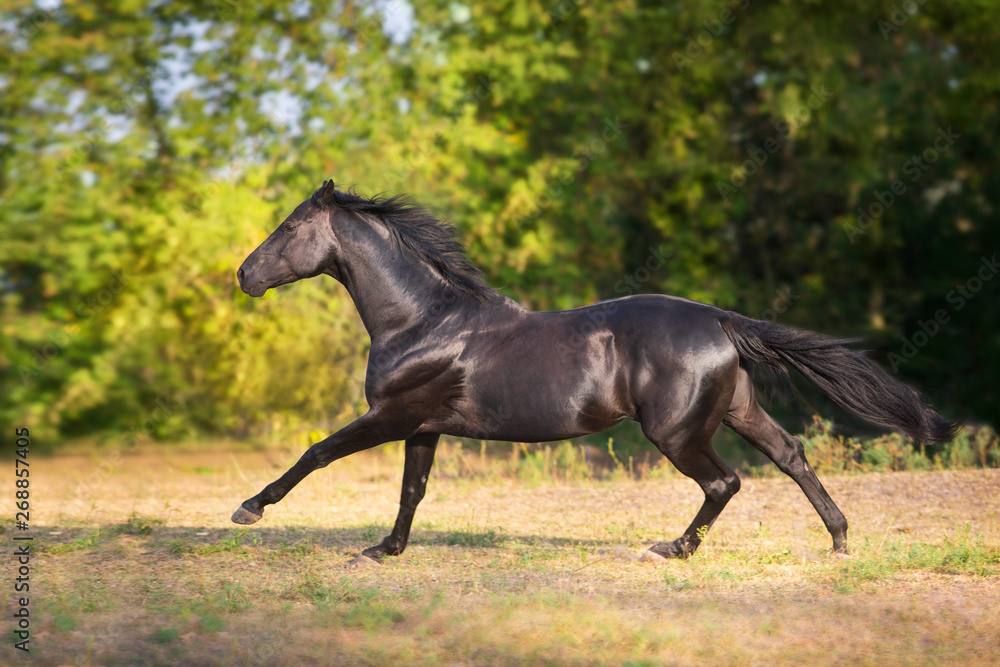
[312,179,337,208]
[320,179,336,203]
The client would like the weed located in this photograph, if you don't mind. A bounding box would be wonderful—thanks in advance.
[360,525,382,543]
[200,615,225,633]
[52,614,78,632]
[801,417,999,475]
[751,523,772,542]
[152,627,178,644]
[197,530,247,555]
[48,532,103,554]
[267,542,316,560]
[757,620,779,636]
[704,566,740,582]
[168,539,194,556]
[116,513,164,536]
[342,591,405,631]
[56,579,115,613]
[296,568,333,604]
[663,573,695,590]
[216,582,252,613]
[444,529,506,548]
[757,549,793,565]
[830,529,1000,593]
[44,514,163,554]
[180,466,218,474]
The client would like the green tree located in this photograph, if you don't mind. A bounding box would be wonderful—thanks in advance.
[1,0,997,445]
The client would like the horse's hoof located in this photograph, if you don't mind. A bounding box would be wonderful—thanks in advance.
[231,505,263,525]
[643,540,688,560]
[639,548,670,563]
[348,553,381,568]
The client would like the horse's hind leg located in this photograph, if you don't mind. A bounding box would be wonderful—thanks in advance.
[358,432,439,563]
[642,426,742,560]
[723,367,849,553]
[638,375,741,561]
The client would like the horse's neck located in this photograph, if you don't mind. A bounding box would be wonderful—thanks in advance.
[334,229,470,340]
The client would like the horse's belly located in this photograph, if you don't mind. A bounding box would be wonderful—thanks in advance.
[434,407,628,443]
[429,359,632,441]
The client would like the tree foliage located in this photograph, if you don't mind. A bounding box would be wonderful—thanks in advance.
[1,0,997,444]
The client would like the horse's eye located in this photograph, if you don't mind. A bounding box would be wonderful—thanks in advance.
[284,222,296,232]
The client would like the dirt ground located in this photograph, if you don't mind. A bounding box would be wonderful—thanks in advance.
[8,445,1000,666]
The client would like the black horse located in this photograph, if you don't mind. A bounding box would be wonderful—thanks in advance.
[233,180,956,563]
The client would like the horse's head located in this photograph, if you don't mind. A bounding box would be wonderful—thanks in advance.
[237,180,341,297]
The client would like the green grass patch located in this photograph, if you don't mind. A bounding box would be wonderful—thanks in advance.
[662,573,695,590]
[215,581,253,613]
[52,614,78,633]
[44,513,165,554]
[152,627,179,644]
[342,592,406,631]
[200,614,225,633]
[831,529,1000,593]
[196,530,248,555]
[116,513,165,536]
[47,531,104,554]
[443,528,506,548]
[294,567,336,605]
[180,466,219,474]
[168,538,194,556]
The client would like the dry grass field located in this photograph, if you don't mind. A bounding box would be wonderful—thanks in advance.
[8,441,1000,666]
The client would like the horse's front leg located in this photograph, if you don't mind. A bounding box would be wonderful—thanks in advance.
[231,410,402,524]
[359,432,439,563]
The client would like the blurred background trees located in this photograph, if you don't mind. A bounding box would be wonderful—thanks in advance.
[2,0,997,448]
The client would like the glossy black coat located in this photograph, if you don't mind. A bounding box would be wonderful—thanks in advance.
[232,181,956,562]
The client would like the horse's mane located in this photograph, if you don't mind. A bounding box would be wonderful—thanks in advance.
[312,182,496,301]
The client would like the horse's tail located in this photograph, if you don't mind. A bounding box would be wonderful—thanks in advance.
[718,312,959,445]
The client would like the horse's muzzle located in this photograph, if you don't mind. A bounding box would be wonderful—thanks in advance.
[237,266,267,296]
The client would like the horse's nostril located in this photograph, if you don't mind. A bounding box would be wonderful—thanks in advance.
[237,268,245,286]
